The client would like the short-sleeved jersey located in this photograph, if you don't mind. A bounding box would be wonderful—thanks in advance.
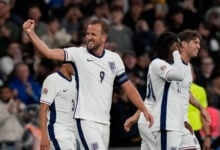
[64,47,127,124]
[188,83,207,130]
[139,58,191,132]
[40,71,76,139]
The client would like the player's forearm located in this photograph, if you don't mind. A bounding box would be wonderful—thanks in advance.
[39,103,49,135]
[201,115,211,137]
[122,81,149,114]
[26,30,55,59]
[166,51,184,81]
[189,93,202,111]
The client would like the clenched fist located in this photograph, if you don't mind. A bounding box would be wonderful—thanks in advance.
[23,19,35,34]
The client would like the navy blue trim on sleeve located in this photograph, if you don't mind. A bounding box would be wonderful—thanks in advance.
[116,72,129,85]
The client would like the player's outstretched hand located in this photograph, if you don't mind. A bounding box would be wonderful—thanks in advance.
[184,121,193,135]
[23,19,35,34]
[143,111,154,128]
[124,116,138,132]
[124,110,141,132]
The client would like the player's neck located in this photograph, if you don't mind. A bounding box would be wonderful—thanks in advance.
[89,46,105,57]
[60,69,72,80]
[181,53,190,64]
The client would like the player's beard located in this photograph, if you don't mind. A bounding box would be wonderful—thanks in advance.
[87,40,102,52]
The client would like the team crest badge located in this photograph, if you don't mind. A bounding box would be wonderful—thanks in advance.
[108,61,116,73]
[43,88,48,95]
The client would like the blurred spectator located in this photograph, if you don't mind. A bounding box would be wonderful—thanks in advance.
[61,5,83,45]
[90,0,110,24]
[133,19,156,54]
[178,0,201,30]
[165,5,185,33]
[9,63,41,105]
[40,16,72,48]
[206,75,220,110]
[0,56,14,83]
[123,0,143,32]
[200,106,220,150]
[133,54,151,99]
[205,7,220,53]
[122,52,137,73]
[6,41,23,64]
[108,6,134,54]
[111,0,129,14]
[153,18,168,37]
[0,84,25,150]
[21,104,41,150]
[196,56,215,87]
[28,5,47,37]
[0,0,21,55]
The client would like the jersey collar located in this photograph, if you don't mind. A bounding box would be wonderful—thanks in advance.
[57,71,72,82]
[87,48,105,58]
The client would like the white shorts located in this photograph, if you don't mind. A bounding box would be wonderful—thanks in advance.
[138,121,183,150]
[50,137,77,150]
[180,128,201,150]
[138,123,156,150]
[152,130,183,150]
[74,119,110,150]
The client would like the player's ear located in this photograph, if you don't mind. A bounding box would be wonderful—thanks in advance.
[102,34,107,42]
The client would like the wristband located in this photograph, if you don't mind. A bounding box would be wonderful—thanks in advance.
[205,135,211,138]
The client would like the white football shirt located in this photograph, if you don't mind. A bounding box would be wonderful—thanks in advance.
[40,71,76,138]
[180,63,192,122]
[139,56,189,132]
[64,47,127,124]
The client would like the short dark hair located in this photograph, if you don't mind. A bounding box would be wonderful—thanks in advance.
[0,84,12,93]
[178,29,202,43]
[152,32,179,60]
[88,19,109,35]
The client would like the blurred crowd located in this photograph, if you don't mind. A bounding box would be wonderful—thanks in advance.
[0,0,220,149]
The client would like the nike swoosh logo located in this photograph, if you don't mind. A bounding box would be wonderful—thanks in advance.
[87,58,93,62]
[63,90,68,92]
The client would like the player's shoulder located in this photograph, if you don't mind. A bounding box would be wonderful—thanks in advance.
[104,49,121,59]
[150,58,169,67]
[64,46,86,52]
[44,72,59,82]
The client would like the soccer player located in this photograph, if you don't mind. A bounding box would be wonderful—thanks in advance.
[39,63,77,150]
[178,30,210,150]
[126,32,186,150]
[23,19,153,149]
[124,30,210,150]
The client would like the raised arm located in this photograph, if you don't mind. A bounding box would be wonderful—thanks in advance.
[23,19,64,61]
[121,80,154,128]
[166,50,184,81]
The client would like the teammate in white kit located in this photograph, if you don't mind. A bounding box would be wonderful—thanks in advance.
[124,30,210,150]
[125,32,186,150]
[39,63,77,150]
[23,19,153,150]
[178,30,210,150]
[138,32,186,150]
